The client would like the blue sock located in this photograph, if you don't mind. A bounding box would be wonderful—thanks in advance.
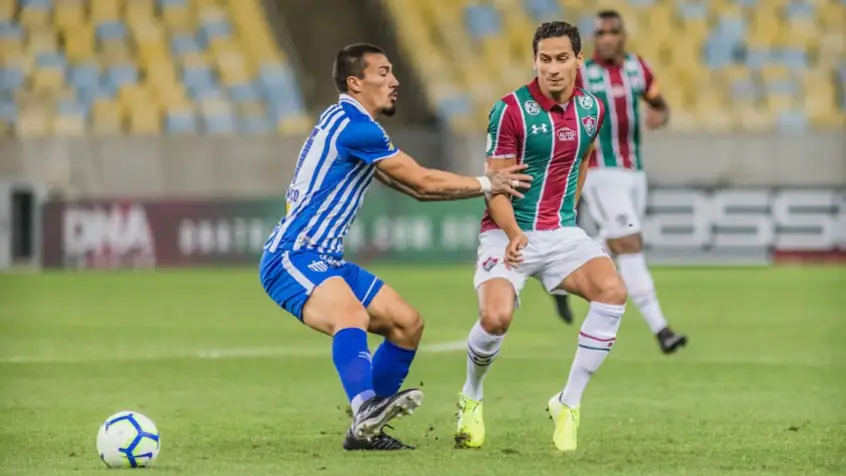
[332,328,375,411]
[371,339,417,397]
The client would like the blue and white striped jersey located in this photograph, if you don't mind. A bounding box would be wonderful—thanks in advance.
[264,94,400,258]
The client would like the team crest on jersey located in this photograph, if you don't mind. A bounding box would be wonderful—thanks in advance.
[577,95,594,109]
[524,100,541,116]
[557,127,576,142]
[481,256,499,272]
[582,116,597,136]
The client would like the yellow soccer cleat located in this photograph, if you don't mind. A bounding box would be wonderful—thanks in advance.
[547,395,580,452]
[455,392,485,448]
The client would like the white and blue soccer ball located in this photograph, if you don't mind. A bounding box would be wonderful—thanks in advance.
[96,411,161,468]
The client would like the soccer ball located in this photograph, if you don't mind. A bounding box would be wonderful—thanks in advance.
[96,411,161,468]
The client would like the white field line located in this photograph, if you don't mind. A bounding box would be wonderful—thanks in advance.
[0,340,838,367]
[0,340,468,364]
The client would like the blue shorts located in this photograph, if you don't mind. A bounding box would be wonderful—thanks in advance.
[259,249,384,320]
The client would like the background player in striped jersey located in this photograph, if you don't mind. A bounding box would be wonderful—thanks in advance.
[552,10,688,354]
[259,44,531,451]
[455,21,627,452]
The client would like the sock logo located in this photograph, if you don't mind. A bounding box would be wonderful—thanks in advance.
[357,351,372,363]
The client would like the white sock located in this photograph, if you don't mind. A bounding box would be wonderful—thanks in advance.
[616,252,668,334]
[559,302,625,407]
[462,321,504,401]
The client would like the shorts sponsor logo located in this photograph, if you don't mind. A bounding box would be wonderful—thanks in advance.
[481,256,499,271]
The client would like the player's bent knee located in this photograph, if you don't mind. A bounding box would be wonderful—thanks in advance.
[386,308,424,348]
[595,277,628,306]
[607,234,643,255]
[478,304,513,335]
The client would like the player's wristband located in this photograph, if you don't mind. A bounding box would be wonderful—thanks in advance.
[476,176,492,193]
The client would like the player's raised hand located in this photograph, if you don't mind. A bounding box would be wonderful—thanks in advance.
[505,232,529,269]
[486,163,532,198]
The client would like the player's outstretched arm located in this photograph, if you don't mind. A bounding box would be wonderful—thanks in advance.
[485,158,523,238]
[375,151,532,201]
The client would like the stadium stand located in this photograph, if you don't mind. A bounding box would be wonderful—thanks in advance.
[0,0,311,136]
[381,0,846,133]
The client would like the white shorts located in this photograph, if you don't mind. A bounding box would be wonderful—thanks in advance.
[473,227,609,304]
[582,168,647,239]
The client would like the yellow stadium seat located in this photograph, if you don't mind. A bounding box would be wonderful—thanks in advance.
[738,105,774,131]
[63,25,95,62]
[766,93,795,113]
[92,100,123,135]
[276,114,313,135]
[52,113,87,137]
[26,27,58,54]
[90,0,120,22]
[125,0,155,20]
[161,4,193,29]
[54,0,86,29]
[18,102,53,135]
[0,37,23,60]
[0,0,13,22]
[819,2,846,30]
[19,6,50,28]
[31,69,65,92]
[128,104,162,135]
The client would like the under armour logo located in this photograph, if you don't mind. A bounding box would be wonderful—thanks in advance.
[530,124,549,135]
[307,260,329,272]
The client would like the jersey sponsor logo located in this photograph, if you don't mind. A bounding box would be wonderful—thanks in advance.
[307,260,329,272]
[582,116,597,136]
[530,123,550,135]
[524,100,541,116]
[481,256,499,271]
[577,95,594,109]
[558,127,576,141]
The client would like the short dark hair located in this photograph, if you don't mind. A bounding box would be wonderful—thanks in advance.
[597,9,625,26]
[532,21,581,56]
[332,43,385,93]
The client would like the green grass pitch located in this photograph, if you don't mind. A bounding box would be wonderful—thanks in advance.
[1,266,844,475]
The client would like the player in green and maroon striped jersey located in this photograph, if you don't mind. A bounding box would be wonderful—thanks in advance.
[455,21,629,453]
[552,10,688,355]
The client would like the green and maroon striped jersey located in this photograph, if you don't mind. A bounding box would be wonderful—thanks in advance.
[580,53,656,171]
[481,78,605,232]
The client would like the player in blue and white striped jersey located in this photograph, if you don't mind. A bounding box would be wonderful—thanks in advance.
[259,44,531,451]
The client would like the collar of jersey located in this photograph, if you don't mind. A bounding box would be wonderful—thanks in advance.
[338,94,372,118]
[528,78,574,112]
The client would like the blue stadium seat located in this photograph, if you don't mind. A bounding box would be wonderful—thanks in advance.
[268,94,306,121]
[464,4,501,40]
[523,0,562,22]
[57,98,88,118]
[96,21,127,42]
[704,40,735,69]
[199,19,231,42]
[578,16,595,39]
[736,0,759,7]
[68,63,100,89]
[204,113,237,134]
[435,95,472,120]
[0,100,16,123]
[36,52,66,69]
[729,77,758,101]
[0,22,23,39]
[745,48,771,69]
[21,0,51,7]
[239,114,272,134]
[0,67,25,92]
[776,110,808,131]
[780,49,808,69]
[170,33,202,56]
[105,64,138,89]
[166,110,198,134]
[182,66,216,93]
[784,1,814,18]
[677,1,708,20]
[228,81,261,102]
[715,17,746,45]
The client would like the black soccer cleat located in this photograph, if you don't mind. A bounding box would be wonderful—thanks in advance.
[343,425,415,451]
[349,389,423,441]
[657,327,688,354]
[553,294,574,325]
